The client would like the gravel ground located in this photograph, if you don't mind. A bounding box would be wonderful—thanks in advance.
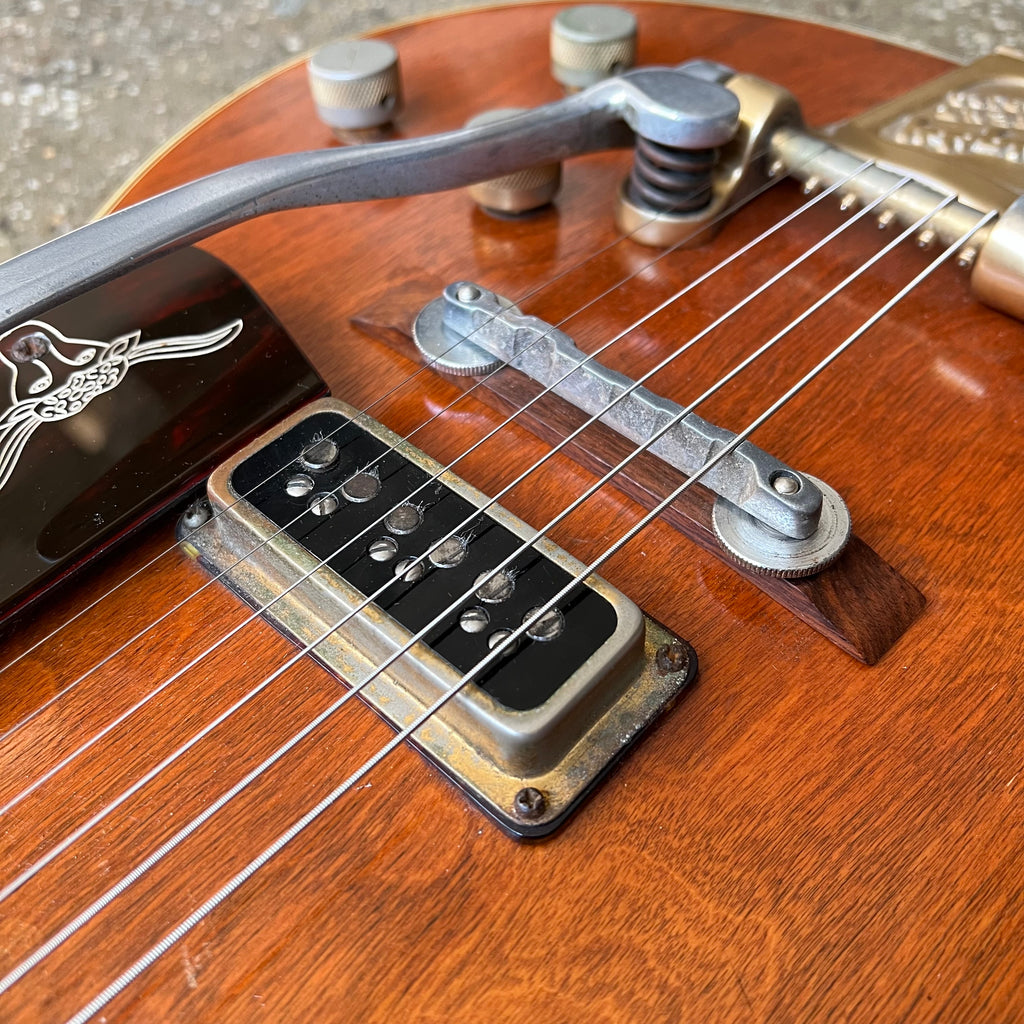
[0,0,1020,261]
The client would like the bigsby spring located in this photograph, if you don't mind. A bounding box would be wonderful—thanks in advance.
[627,137,716,213]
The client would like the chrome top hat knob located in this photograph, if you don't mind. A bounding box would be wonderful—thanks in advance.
[550,5,638,91]
[307,38,402,133]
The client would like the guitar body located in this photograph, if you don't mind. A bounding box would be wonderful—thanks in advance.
[2,4,1021,1020]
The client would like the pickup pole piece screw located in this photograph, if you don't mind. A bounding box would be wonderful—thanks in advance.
[459,606,490,633]
[307,38,402,136]
[429,535,468,569]
[394,557,428,583]
[550,5,637,91]
[524,605,565,641]
[286,474,315,498]
[384,503,422,534]
[368,537,399,562]
[475,569,515,603]
[299,437,339,472]
[513,787,547,820]
[308,492,340,517]
[487,628,519,656]
[341,470,380,502]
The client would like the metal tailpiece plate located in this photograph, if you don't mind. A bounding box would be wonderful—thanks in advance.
[180,398,696,837]
[824,51,1024,215]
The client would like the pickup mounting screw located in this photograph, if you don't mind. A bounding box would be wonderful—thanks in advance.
[181,499,212,530]
[957,245,978,269]
[656,638,690,675]
[513,787,547,820]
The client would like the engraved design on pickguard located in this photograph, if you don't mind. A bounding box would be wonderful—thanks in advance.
[0,317,243,491]
[880,81,1024,163]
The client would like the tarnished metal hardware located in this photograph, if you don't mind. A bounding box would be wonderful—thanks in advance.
[769,127,991,253]
[711,475,850,579]
[307,39,403,134]
[464,109,561,215]
[822,52,1024,219]
[181,398,696,837]
[771,52,1024,322]
[413,282,834,545]
[971,196,1024,321]
[0,67,738,333]
[550,5,638,91]
[615,68,803,247]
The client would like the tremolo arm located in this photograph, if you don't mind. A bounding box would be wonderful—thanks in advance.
[413,282,851,579]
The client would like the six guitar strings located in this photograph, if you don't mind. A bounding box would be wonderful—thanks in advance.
[0,154,992,1020]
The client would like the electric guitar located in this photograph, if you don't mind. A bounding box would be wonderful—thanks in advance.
[0,3,1021,1021]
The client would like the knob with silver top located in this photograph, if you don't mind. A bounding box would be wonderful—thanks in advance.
[307,38,402,134]
[550,5,637,91]
[465,109,562,215]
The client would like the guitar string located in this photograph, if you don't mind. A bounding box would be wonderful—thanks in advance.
[0,161,862,826]
[0,163,886,891]
[0,192,679,689]
[60,212,997,1024]
[0,148,795,741]
[0,177,939,970]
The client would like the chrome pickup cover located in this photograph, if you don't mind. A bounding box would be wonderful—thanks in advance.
[181,398,696,836]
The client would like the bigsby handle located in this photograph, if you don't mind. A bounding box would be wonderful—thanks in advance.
[0,67,738,334]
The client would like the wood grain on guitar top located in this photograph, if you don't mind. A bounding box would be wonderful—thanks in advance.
[1,4,1021,1022]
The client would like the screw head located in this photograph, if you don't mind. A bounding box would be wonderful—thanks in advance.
[771,472,800,495]
[299,437,339,472]
[368,537,399,562]
[181,499,212,530]
[10,331,49,363]
[308,492,340,517]
[656,638,690,676]
[513,787,547,820]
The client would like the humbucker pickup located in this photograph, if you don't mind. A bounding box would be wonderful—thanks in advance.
[180,398,696,836]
